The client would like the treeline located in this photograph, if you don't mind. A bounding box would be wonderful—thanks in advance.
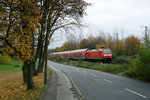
[50,32,141,56]
[0,0,89,90]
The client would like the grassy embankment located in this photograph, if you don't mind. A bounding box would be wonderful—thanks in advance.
[0,56,51,100]
[52,55,150,81]
[49,56,131,76]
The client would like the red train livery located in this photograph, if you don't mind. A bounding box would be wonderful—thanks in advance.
[50,48,112,61]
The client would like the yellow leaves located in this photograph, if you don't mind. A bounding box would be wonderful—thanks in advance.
[0,0,41,63]
[0,71,51,100]
[1,46,14,55]
[2,35,33,63]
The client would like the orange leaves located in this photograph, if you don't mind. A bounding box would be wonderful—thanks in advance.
[125,36,141,54]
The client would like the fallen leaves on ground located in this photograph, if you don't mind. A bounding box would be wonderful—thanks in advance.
[0,71,50,100]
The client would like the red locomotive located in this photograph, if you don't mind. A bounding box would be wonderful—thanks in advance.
[50,48,112,61]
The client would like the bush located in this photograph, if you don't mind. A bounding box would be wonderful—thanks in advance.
[112,52,116,58]
[111,55,131,64]
[117,56,130,64]
[55,56,61,62]
[129,45,150,81]
[0,55,12,64]
[117,56,124,63]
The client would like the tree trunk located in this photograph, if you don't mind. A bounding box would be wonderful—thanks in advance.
[44,17,51,85]
[27,62,34,90]
[37,40,44,73]
[44,35,48,85]
[22,63,27,83]
[22,61,34,90]
[37,52,43,73]
[32,32,44,75]
[32,61,38,76]
[39,45,45,73]
[38,59,45,73]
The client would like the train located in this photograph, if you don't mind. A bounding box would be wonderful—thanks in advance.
[49,48,112,61]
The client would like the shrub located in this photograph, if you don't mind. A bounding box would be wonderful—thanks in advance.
[129,45,150,81]
[112,52,116,58]
[0,55,12,64]
[117,56,124,63]
[117,56,130,64]
[55,56,63,62]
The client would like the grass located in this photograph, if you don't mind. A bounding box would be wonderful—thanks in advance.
[70,60,129,74]
[0,60,23,73]
[0,60,39,74]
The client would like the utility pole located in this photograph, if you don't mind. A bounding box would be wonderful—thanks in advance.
[141,26,148,47]
[116,33,118,61]
[141,26,147,37]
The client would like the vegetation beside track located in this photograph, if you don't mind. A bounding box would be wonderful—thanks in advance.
[49,57,131,76]
[0,59,51,100]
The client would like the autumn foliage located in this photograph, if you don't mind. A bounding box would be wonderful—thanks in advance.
[51,34,141,57]
[0,71,50,100]
[125,36,141,55]
[0,0,41,63]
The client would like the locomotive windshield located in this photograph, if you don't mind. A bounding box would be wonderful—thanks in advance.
[104,49,111,53]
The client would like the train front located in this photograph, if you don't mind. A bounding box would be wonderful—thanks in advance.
[103,49,112,61]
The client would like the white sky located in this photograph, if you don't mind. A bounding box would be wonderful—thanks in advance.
[49,0,150,48]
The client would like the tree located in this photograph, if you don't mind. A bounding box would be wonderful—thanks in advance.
[79,38,89,49]
[0,0,41,90]
[111,40,124,55]
[79,32,106,49]
[61,42,70,51]
[66,33,80,50]
[35,0,89,85]
[0,0,89,89]
[124,36,141,55]
[131,45,150,81]
[96,40,115,50]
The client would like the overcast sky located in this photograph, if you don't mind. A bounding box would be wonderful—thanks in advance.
[49,0,150,48]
